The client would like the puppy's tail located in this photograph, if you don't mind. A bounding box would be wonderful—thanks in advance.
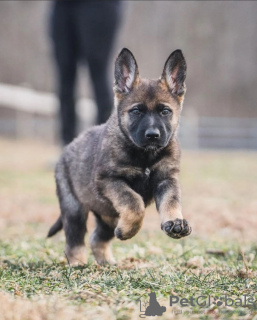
[47,216,63,237]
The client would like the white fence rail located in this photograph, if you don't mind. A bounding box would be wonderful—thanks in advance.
[0,84,257,150]
[179,116,257,150]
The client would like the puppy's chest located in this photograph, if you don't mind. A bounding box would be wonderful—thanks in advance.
[127,167,153,204]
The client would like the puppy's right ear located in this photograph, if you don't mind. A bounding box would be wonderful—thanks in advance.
[114,48,139,93]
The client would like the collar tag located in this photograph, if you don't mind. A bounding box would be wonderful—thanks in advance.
[145,168,150,176]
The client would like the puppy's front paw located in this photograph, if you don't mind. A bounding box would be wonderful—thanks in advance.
[114,218,142,240]
[114,224,140,240]
[161,219,192,239]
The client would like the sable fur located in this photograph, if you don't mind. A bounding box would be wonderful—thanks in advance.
[48,48,191,265]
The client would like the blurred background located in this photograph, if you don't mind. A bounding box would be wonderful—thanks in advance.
[0,1,257,148]
[0,1,256,242]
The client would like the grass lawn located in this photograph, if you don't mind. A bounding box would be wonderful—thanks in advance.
[0,138,257,320]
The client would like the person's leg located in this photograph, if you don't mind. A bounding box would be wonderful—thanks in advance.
[87,55,114,125]
[50,3,78,145]
[76,1,122,124]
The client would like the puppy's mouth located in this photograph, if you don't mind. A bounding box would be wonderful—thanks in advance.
[142,143,163,152]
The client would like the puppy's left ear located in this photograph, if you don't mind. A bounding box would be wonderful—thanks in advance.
[161,49,187,96]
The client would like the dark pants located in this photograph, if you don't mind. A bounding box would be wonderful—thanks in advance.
[50,1,121,145]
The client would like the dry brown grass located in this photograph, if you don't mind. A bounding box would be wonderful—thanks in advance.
[0,291,120,320]
[0,138,257,319]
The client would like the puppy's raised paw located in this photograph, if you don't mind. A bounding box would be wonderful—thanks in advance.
[161,219,191,239]
[114,224,140,240]
[114,217,143,240]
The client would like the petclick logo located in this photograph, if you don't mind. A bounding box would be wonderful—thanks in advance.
[137,292,256,317]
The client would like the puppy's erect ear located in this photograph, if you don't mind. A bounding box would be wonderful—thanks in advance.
[114,48,139,93]
[161,49,187,96]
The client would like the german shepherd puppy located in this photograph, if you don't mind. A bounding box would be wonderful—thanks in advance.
[48,48,192,265]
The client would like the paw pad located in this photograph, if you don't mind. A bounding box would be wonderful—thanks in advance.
[161,218,191,239]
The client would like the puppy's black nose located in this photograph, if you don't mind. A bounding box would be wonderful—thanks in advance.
[145,128,160,140]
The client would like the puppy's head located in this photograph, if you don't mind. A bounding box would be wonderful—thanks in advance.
[114,48,187,151]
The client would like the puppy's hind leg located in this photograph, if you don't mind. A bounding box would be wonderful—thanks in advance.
[56,174,88,266]
[90,213,116,265]
[63,205,88,266]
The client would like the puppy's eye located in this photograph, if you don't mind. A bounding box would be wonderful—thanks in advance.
[161,108,172,116]
[130,107,141,115]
